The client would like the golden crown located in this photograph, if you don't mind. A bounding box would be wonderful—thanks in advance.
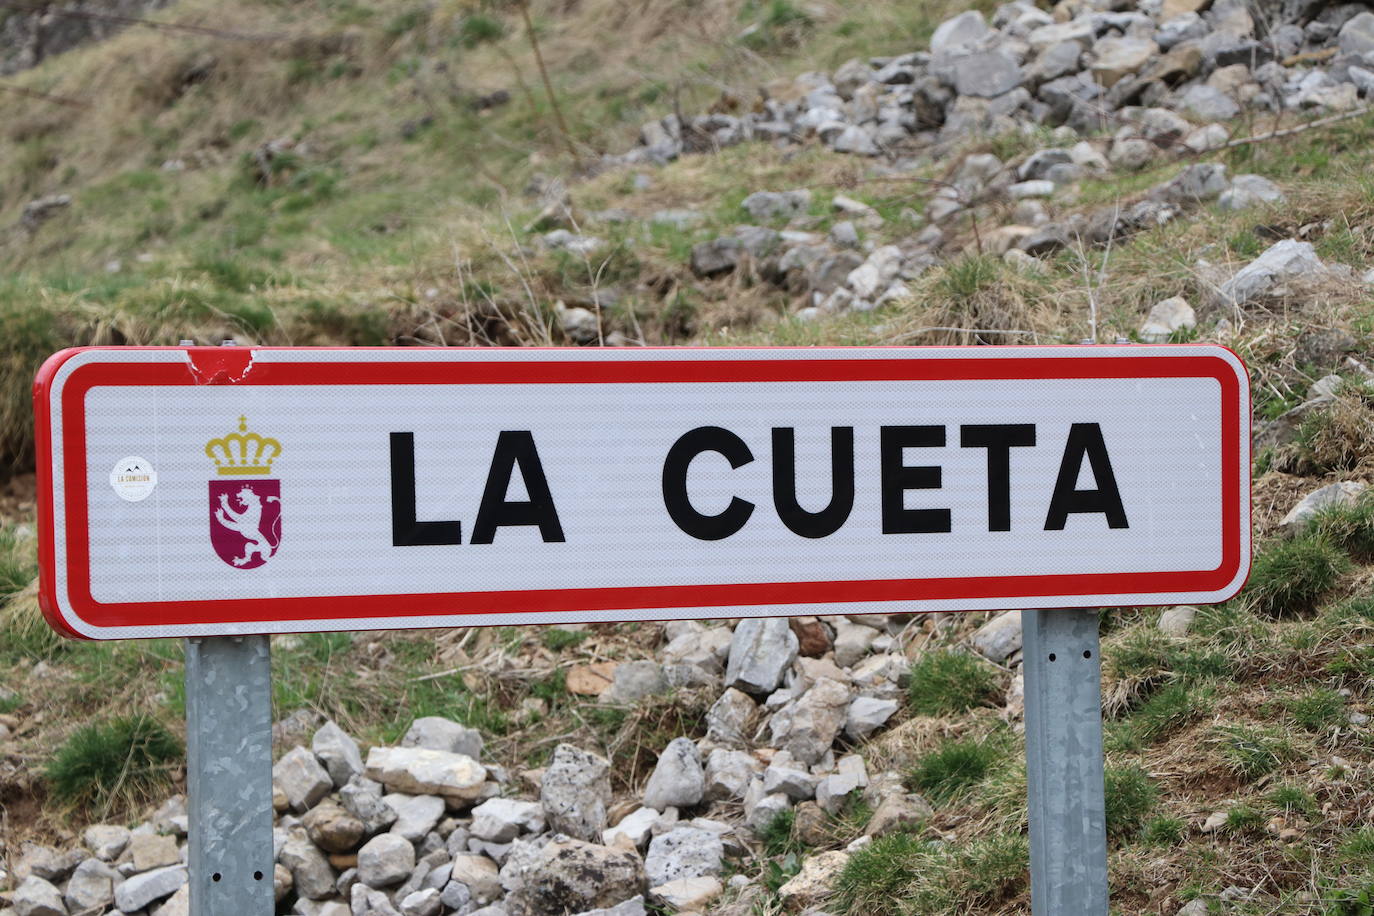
[206,416,281,476]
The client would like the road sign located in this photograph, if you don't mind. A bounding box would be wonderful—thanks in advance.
[35,345,1249,639]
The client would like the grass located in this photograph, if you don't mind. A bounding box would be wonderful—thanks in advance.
[1121,681,1215,745]
[1279,688,1348,733]
[834,832,1028,915]
[907,650,999,716]
[46,715,182,816]
[1141,815,1186,846]
[1212,725,1299,782]
[1104,765,1158,839]
[760,809,802,857]
[1245,534,1350,617]
[907,734,1009,805]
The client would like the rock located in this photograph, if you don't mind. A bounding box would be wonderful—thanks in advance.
[541,744,613,842]
[706,688,757,746]
[352,884,403,916]
[1177,84,1240,122]
[777,851,849,910]
[281,834,337,900]
[571,898,648,916]
[313,720,365,787]
[1339,11,1374,55]
[790,617,833,657]
[845,696,900,742]
[704,749,763,802]
[691,238,743,277]
[865,793,933,837]
[19,194,71,233]
[504,840,645,916]
[931,11,989,53]
[644,826,725,888]
[650,875,723,910]
[1158,606,1199,637]
[1177,900,1210,916]
[114,865,187,912]
[952,51,1024,98]
[129,833,180,872]
[1140,296,1197,343]
[742,190,812,222]
[64,857,116,912]
[833,621,882,668]
[816,755,870,814]
[83,824,131,862]
[832,124,880,156]
[1218,174,1284,211]
[274,746,334,813]
[770,678,851,766]
[357,834,415,888]
[386,794,446,841]
[1091,37,1157,88]
[151,884,188,916]
[402,717,484,760]
[1281,482,1369,532]
[1184,123,1230,152]
[726,619,799,695]
[13,876,65,916]
[303,800,366,853]
[341,776,400,834]
[1217,239,1324,306]
[365,747,487,801]
[399,888,443,916]
[1152,164,1229,205]
[971,610,1023,662]
[600,661,670,705]
[449,853,502,903]
[604,806,673,848]
[643,738,705,811]
[763,753,816,801]
[470,797,546,843]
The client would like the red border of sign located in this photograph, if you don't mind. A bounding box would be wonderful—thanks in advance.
[35,347,1249,638]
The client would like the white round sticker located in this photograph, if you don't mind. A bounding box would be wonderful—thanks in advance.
[109,456,158,502]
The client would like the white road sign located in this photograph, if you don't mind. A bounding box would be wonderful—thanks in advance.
[35,345,1250,639]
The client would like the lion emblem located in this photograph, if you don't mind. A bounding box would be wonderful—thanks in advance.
[211,483,282,567]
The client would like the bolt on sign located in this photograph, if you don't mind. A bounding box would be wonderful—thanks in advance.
[34,345,1250,639]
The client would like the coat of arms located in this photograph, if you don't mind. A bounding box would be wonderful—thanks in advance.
[206,416,282,569]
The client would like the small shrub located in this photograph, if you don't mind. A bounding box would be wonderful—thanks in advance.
[1213,725,1297,781]
[907,650,998,716]
[1141,816,1186,846]
[1245,534,1349,616]
[1104,765,1157,838]
[908,735,1006,804]
[47,716,182,813]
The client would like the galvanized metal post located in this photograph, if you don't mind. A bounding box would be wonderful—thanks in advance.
[1022,608,1109,915]
[185,635,275,915]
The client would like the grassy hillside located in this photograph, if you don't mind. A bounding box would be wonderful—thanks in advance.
[3,0,1374,913]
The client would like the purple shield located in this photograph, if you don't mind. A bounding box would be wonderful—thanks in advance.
[209,479,282,569]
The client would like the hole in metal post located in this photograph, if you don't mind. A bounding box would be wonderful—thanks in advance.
[254,871,264,881]
[1083,650,1092,659]
[212,873,222,882]
[1048,653,1057,662]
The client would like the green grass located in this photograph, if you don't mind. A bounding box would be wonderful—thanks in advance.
[1141,815,1186,846]
[1245,534,1350,617]
[1222,803,1264,835]
[0,525,36,598]
[1212,725,1298,782]
[1123,681,1215,745]
[1311,498,1374,563]
[834,831,1028,915]
[46,715,182,815]
[908,734,1008,805]
[1104,765,1157,839]
[907,650,999,716]
[1280,688,1348,733]
[1267,784,1317,818]
[542,628,589,651]
[760,809,802,857]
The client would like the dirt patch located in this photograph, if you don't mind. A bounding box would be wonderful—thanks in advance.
[0,473,36,526]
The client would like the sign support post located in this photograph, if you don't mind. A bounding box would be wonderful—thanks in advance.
[185,635,275,915]
[1022,607,1109,914]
